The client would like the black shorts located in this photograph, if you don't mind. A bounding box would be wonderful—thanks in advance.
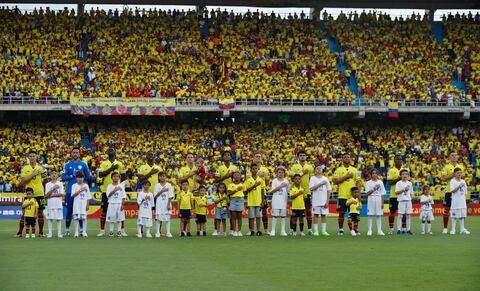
[291,210,305,218]
[179,209,191,220]
[25,217,36,227]
[196,214,206,223]
[34,197,46,210]
[337,199,348,213]
[444,193,452,208]
[101,192,108,212]
[389,197,398,213]
[349,213,360,223]
[304,196,312,208]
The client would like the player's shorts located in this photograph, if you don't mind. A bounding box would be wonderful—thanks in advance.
[367,196,384,216]
[349,213,360,223]
[34,196,46,210]
[398,200,413,215]
[291,209,305,218]
[229,197,244,212]
[25,217,36,227]
[248,206,262,218]
[106,204,125,222]
[420,210,434,221]
[137,217,152,227]
[214,207,229,220]
[389,197,398,214]
[179,209,191,220]
[271,208,287,217]
[45,208,63,220]
[196,214,206,223]
[156,213,171,222]
[444,193,452,208]
[72,213,87,220]
[101,192,109,212]
[312,206,329,215]
[337,198,348,213]
[451,208,467,219]
[304,197,312,208]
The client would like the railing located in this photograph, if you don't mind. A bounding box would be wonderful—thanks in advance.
[0,96,478,108]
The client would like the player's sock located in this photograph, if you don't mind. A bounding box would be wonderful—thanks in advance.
[118,223,122,232]
[74,220,79,235]
[166,221,171,234]
[17,215,25,235]
[100,212,106,230]
[347,220,353,231]
[367,217,373,232]
[338,213,345,229]
[459,218,465,232]
[79,219,84,232]
[48,220,53,236]
[262,213,268,231]
[57,220,62,236]
[402,214,406,229]
[146,227,151,235]
[137,224,142,235]
[300,222,304,232]
[443,207,450,229]
[406,215,411,231]
[427,222,431,232]
[388,213,394,229]
[397,215,402,231]
[65,205,72,230]
[306,209,312,229]
[121,221,125,232]
[280,217,286,233]
[83,219,87,234]
[421,222,425,232]
[156,220,161,234]
[451,218,457,232]
[109,222,114,234]
[271,217,277,232]
[376,216,382,233]
[322,223,327,233]
[313,223,318,233]
[38,211,44,234]
[292,224,297,232]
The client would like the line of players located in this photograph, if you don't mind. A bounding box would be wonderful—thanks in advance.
[16,147,471,238]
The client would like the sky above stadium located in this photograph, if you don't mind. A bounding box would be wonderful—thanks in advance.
[1,3,479,20]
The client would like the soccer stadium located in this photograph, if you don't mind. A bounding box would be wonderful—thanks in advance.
[0,0,479,290]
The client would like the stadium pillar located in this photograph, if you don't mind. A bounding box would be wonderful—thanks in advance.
[426,9,436,23]
[463,109,471,120]
[358,107,365,119]
[196,5,206,16]
[77,0,85,16]
[310,7,322,20]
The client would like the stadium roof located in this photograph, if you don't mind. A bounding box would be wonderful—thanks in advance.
[1,0,479,9]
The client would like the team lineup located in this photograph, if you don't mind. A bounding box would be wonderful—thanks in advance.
[16,146,470,239]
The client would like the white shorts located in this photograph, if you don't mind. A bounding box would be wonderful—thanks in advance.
[312,206,329,215]
[367,196,384,216]
[272,209,286,217]
[106,204,125,222]
[420,210,434,221]
[451,208,467,219]
[156,213,171,222]
[137,217,152,227]
[398,201,413,215]
[72,214,87,220]
[45,208,63,220]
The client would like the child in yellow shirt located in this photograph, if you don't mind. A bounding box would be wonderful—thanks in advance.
[22,188,39,239]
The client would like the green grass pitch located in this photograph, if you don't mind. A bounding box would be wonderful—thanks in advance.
[1,217,479,291]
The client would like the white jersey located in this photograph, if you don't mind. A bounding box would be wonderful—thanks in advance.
[271,178,290,210]
[450,179,467,209]
[45,181,65,209]
[420,194,434,211]
[309,175,331,207]
[137,191,154,218]
[366,179,386,197]
[106,183,126,204]
[72,183,91,215]
[154,182,174,214]
[395,180,413,202]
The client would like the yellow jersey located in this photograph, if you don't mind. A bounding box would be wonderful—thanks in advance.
[214,192,228,208]
[217,163,239,187]
[99,159,126,192]
[22,198,39,217]
[291,163,313,196]
[227,182,245,198]
[20,164,46,197]
[246,165,269,183]
[138,163,162,188]
[178,190,193,210]
[347,197,362,214]
[178,165,198,192]
[290,186,305,210]
[334,166,358,199]
[443,163,465,192]
[194,196,209,215]
[245,176,265,207]
[387,167,401,198]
